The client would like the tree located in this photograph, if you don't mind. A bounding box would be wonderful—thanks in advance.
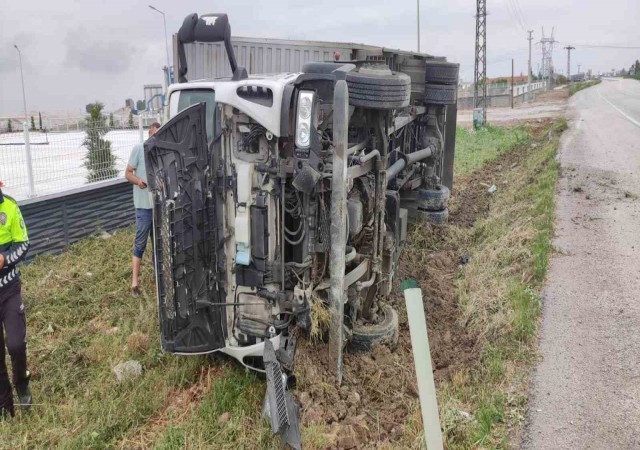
[38,112,43,131]
[128,112,134,128]
[83,102,118,182]
[109,113,115,128]
[7,119,12,133]
[30,116,36,131]
[136,100,146,111]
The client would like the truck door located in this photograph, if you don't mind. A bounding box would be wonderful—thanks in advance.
[144,102,226,354]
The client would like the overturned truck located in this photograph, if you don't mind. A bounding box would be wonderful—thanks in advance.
[145,11,458,448]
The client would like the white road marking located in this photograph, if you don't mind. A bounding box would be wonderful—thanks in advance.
[598,90,640,128]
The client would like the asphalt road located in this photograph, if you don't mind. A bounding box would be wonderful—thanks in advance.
[522,78,640,449]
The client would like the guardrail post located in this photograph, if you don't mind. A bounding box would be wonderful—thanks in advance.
[22,122,36,198]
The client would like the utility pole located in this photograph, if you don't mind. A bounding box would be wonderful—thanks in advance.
[14,45,28,122]
[417,0,420,52]
[578,64,581,76]
[527,30,534,101]
[511,58,515,108]
[564,45,575,81]
[473,0,487,127]
[14,44,35,198]
[149,5,172,83]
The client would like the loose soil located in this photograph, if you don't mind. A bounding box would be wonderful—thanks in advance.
[293,120,554,449]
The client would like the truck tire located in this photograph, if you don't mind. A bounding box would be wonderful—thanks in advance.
[424,60,460,85]
[346,65,411,110]
[424,84,457,105]
[407,207,449,225]
[401,185,450,211]
[349,304,399,353]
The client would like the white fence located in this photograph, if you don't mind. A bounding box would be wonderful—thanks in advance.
[512,81,546,97]
[0,122,147,201]
[457,81,547,109]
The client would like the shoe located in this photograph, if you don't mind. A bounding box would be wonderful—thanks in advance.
[15,371,32,412]
[131,286,141,297]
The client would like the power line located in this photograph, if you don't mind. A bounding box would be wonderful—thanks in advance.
[512,0,528,29]
[503,0,524,33]
[509,0,527,31]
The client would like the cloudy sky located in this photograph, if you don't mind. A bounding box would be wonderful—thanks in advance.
[1,0,638,117]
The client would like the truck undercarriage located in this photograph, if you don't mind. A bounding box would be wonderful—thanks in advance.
[144,12,458,448]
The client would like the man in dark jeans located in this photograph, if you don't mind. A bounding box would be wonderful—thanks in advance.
[125,122,160,297]
[0,180,31,419]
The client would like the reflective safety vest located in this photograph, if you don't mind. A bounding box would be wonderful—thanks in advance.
[0,192,30,289]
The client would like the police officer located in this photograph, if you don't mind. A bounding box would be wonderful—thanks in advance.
[0,181,31,418]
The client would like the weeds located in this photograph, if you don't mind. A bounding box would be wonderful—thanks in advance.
[568,79,601,96]
[440,120,565,448]
[454,125,531,176]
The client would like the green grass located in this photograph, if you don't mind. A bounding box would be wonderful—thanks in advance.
[568,79,601,96]
[454,125,531,176]
[149,369,277,450]
[0,229,277,449]
[439,120,566,448]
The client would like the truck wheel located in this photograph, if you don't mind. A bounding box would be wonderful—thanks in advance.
[424,84,457,105]
[349,304,399,353]
[401,185,450,211]
[346,65,411,110]
[407,207,449,225]
[424,60,460,85]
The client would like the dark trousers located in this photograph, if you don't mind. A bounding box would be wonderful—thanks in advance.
[0,280,27,416]
[133,208,153,259]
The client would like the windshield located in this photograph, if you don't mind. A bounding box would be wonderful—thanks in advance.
[169,89,216,141]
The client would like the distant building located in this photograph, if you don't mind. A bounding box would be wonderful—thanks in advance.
[144,84,163,112]
[486,75,529,88]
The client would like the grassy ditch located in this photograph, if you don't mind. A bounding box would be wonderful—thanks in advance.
[568,79,601,96]
[0,121,565,449]
[399,119,566,448]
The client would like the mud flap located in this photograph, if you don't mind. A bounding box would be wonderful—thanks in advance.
[262,338,301,450]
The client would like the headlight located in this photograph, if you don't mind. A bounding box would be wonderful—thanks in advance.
[295,91,315,148]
